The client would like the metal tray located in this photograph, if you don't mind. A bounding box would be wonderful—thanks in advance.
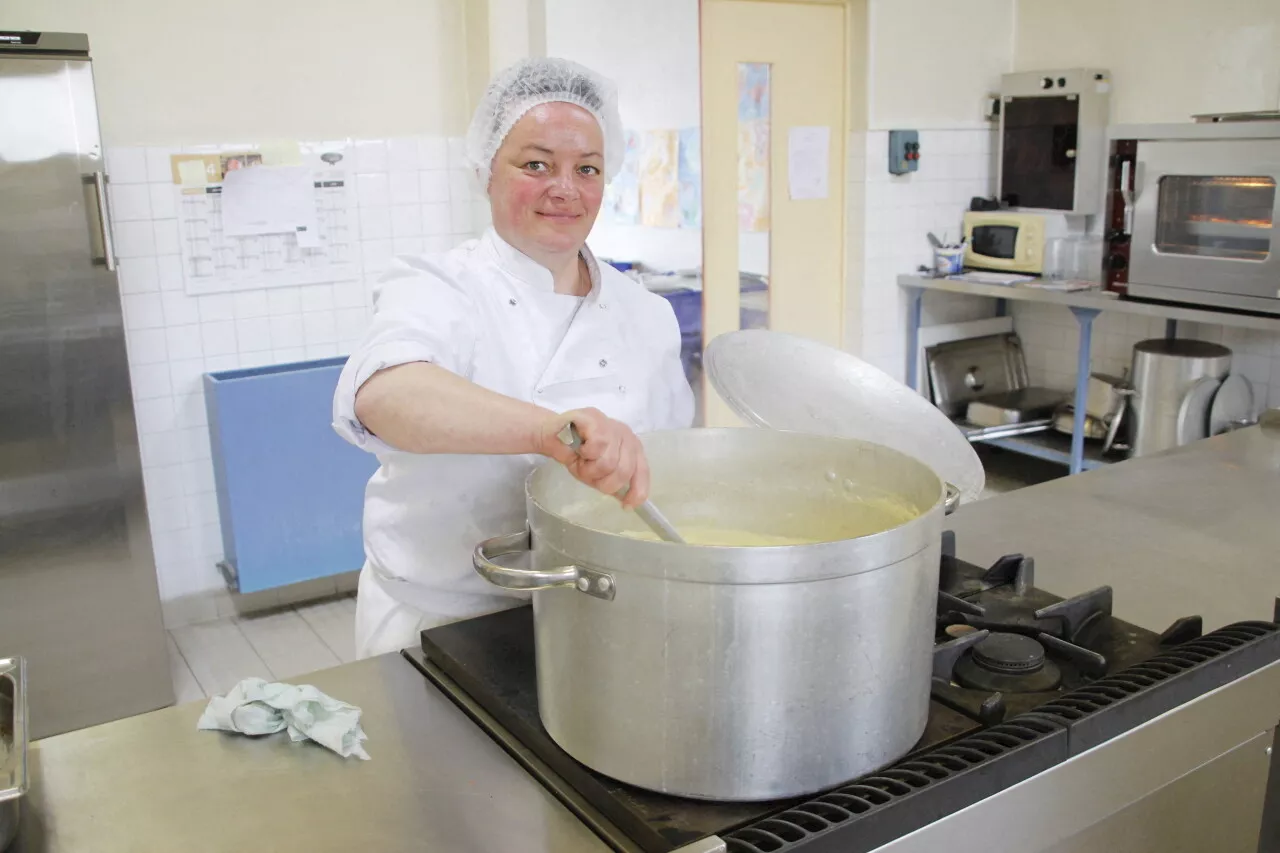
[966,388,1068,427]
[926,334,1030,419]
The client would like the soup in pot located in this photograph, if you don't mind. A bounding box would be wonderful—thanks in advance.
[619,527,818,547]
[569,493,920,547]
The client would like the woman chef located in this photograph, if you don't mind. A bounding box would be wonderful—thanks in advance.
[333,58,694,658]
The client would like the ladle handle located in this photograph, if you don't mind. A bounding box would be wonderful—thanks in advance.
[944,483,961,515]
[557,423,633,496]
[555,423,686,544]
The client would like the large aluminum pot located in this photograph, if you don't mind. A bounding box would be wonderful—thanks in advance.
[473,428,953,801]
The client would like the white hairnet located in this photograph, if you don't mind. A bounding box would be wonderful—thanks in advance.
[465,57,624,190]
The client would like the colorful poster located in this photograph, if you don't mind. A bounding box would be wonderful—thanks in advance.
[677,127,701,229]
[640,129,679,229]
[738,121,770,232]
[737,63,771,233]
[605,130,641,225]
[738,63,771,122]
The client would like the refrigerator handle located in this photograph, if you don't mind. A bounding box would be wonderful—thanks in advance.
[83,171,116,271]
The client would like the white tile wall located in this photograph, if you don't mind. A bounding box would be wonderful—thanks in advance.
[1011,304,1171,391]
[858,129,999,382]
[1181,326,1280,411]
[1013,305,1280,413]
[106,135,483,626]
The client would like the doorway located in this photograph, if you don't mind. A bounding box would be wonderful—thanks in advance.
[699,0,851,426]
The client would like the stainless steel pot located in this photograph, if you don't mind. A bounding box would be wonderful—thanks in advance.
[473,428,952,801]
[1130,339,1232,457]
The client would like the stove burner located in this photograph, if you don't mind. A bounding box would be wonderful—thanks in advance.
[972,632,1045,674]
[955,633,1062,693]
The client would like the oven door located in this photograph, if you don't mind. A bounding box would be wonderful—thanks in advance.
[1129,140,1280,310]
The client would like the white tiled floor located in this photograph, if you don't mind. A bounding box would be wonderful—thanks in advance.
[167,595,356,702]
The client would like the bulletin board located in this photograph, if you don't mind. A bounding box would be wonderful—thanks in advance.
[172,144,358,295]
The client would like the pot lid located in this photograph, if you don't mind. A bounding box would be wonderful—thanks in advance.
[704,330,986,503]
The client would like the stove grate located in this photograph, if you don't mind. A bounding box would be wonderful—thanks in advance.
[722,717,1064,853]
[722,620,1280,853]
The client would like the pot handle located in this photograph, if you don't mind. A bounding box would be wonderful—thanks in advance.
[944,483,961,515]
[473,528,616,601]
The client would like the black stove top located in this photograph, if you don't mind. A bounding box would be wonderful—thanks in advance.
[405,532,1280,853]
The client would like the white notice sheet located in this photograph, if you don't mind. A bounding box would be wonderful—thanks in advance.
[220,165,320,246]
[787,126,831,201]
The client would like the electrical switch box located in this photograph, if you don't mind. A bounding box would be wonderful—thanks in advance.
[889,130,920,175]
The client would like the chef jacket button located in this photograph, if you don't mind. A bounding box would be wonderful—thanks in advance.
[599,358,608,367]
[508,298,517,306]
[618,385,626,393]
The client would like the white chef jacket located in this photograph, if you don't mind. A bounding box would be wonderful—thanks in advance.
[333,228,694,656]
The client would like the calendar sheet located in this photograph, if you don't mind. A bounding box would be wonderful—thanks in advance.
[176,144,357,295]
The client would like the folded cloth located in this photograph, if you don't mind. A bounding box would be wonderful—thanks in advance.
[197,677,370,760]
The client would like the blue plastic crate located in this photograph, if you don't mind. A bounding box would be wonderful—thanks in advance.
[659,280,768,339]
[204,357,378,594]
[661,288,702,338]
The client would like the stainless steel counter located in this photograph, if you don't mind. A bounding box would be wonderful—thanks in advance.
[9,423,1280,852]
[897,273,1280,332]
[950,422,1280,634]
[10,653,611,853]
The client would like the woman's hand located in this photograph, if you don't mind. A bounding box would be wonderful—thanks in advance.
[537,408,650,508]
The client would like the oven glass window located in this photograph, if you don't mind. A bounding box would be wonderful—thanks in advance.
[1155,175,1275,261]
[972,224,1019,259]
[1000,96,1079,210]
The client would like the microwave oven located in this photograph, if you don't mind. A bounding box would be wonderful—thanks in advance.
[1105,120,1280,315]
[962,211,1046,274]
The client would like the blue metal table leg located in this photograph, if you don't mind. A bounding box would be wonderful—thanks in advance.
[1166,319,1178,339]
[906,288,924,393]
[1068,307,1101,475]
[996,298,1008,318]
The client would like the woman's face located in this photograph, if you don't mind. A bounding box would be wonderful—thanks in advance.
[488,102,605,261]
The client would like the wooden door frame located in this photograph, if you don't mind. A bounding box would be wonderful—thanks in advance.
[697,0,860,424]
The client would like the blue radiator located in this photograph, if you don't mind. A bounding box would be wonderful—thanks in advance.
[204,358,377,594]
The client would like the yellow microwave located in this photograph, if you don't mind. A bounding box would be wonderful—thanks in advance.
[962,211,1045,274]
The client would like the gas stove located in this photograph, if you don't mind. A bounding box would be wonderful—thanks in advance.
[403,533,1280,853]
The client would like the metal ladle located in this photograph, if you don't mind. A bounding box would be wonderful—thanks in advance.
[557,423,686,544]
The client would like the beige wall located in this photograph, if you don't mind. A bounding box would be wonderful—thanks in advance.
[847,0,869,131]
[3,0,470,145]
[868,0,1013,129]
[1014,0,1280,123]
[487,0,545,74]
[545,0,701,130]
[545,0,703,270]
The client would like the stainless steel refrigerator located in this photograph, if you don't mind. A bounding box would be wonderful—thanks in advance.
[0,31,173,737]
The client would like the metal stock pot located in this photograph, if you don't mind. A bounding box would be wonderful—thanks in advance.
[473,428,956,801]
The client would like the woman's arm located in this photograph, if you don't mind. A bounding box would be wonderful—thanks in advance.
[354,361,554,456]
[354,363,650,507]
